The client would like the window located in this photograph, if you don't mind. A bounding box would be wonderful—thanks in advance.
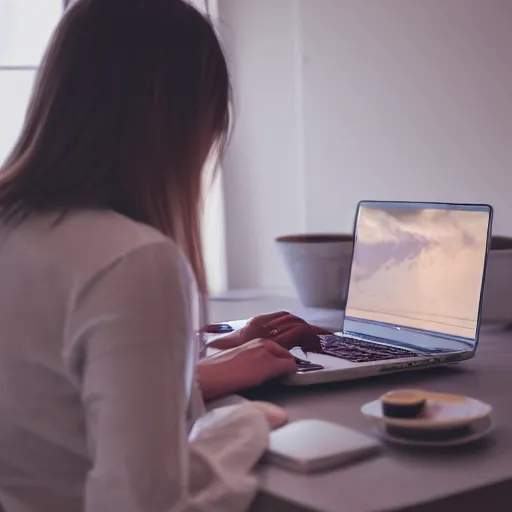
[0,0,64,164]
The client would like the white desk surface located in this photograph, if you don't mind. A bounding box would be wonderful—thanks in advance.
[208,294,512,512]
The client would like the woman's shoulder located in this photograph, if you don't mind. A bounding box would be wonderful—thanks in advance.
[63,210,188,267]
[64,209,170,247]
[15,210,191,284]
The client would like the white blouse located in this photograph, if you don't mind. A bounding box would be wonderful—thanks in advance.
[0,211,269,512]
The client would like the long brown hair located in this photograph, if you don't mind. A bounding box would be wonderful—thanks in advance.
[0,0,230,293]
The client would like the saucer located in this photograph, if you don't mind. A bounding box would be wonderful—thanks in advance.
[375,417,494,447]
[361,391,492,431]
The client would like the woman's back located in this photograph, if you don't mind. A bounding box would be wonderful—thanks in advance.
[0,211,198,511]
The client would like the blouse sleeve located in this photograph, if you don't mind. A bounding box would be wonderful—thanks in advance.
[64,241,270,512]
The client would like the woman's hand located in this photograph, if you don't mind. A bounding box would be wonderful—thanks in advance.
[196,338,297,402]
[208,311,329,352]
[251,401,288,429]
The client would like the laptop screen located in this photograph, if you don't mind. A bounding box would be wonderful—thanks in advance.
[344,202,492,353]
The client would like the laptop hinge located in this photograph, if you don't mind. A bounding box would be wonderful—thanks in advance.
[342,330,432,355]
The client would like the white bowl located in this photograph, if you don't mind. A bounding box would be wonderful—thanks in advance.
[482,236,512,325]
[276,234,353,309]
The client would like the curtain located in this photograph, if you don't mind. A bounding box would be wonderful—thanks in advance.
[202,157,228,296]
[198,0,228,296]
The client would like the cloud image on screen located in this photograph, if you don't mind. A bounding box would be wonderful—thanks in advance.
[345,206,489,340]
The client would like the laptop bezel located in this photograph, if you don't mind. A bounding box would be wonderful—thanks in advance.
[341,200,494,356]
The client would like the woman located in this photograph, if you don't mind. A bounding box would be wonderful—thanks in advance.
[0,1,322,511]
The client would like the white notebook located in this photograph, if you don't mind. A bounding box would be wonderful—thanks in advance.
[266,419,380,473]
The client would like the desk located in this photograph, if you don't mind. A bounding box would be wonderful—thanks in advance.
[209,295,512,512]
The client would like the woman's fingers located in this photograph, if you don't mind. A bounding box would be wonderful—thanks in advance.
[263,314,327,342]
[275,354,299,374]
[261,338,296,359]
[239,339,297,386]
[310,324,332,335]
[261,342,297,376]
[207,312,329,354]
[251,401,288,429]
[208,336,240,349]
[264,313,307,330]
[263,314,327,351]
[252,311,290,325]
[274,325,322,352]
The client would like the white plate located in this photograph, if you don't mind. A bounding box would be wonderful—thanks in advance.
[361,392,492,431]
[375,417,494,447]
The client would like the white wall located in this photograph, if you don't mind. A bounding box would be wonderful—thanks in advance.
[218,0,512,292]
[218,0,304,291]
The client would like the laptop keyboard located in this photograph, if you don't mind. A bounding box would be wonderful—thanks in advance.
[320,335,420,363]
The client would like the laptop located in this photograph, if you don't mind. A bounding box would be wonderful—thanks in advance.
[211,201,494,386]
